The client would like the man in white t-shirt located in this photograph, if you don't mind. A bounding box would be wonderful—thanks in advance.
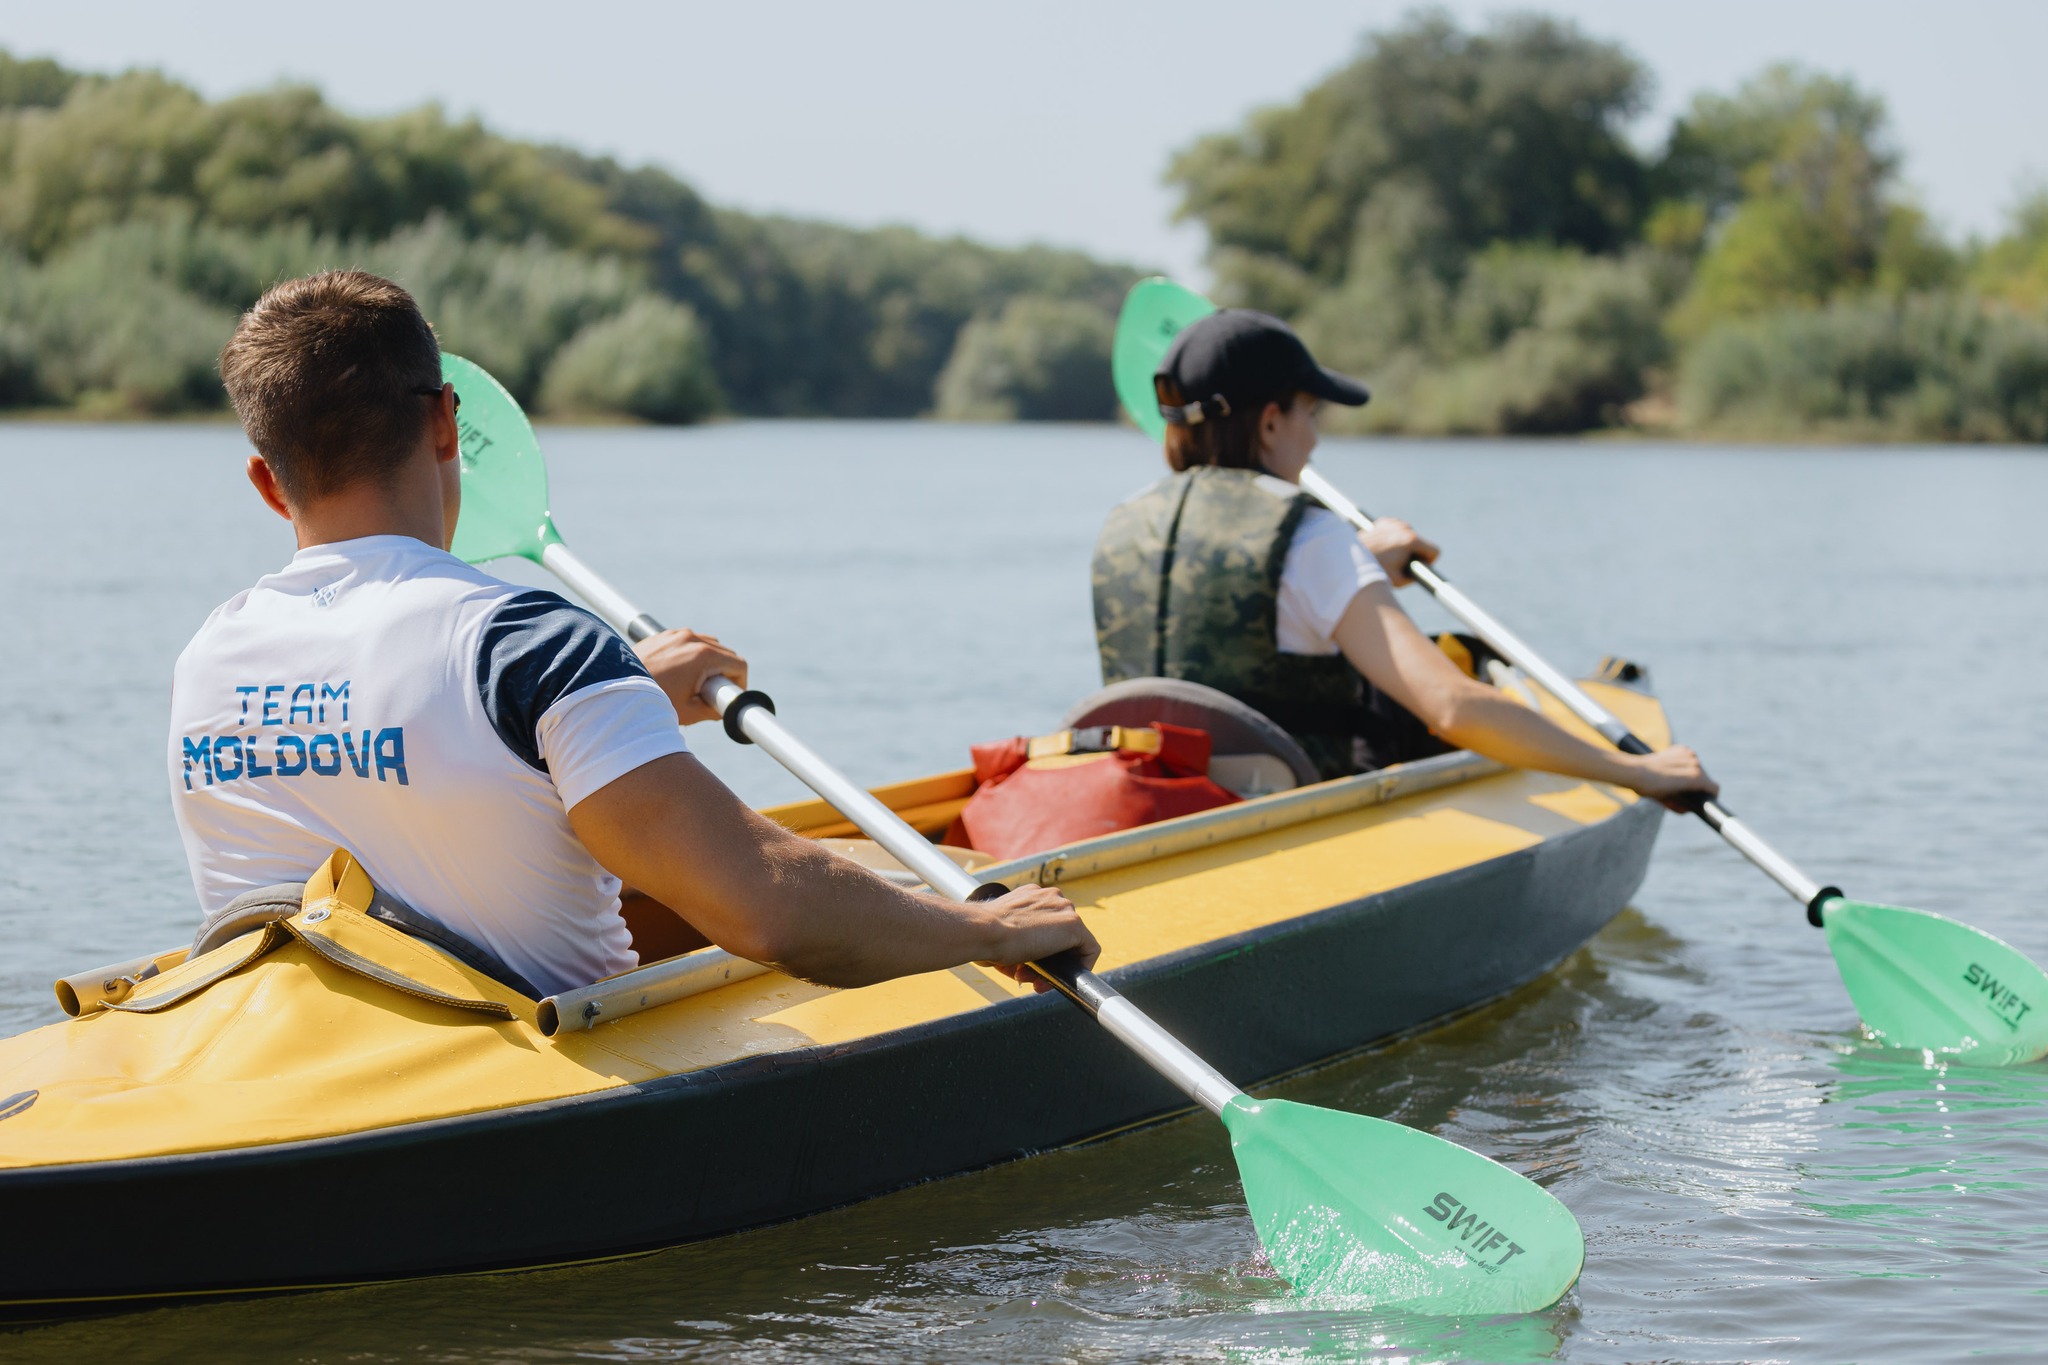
[175,269,1096,998]
[1094,308,1718,806]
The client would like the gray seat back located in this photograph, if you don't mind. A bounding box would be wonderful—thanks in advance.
[1059,677,1322,790]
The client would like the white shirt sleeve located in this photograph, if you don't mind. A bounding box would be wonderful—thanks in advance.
[535,677,691,810]
[1275,505,1388,656]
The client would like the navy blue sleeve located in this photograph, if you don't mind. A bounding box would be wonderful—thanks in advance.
[476,590,655,772]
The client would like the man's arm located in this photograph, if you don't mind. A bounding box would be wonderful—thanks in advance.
[568,753,1098,988]
[1332,583,1718,805]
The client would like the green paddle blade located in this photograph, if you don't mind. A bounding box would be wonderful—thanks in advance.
[1113,277,1216,441]
[442,353,560,566]
[1820,897,2048,1064]
[1223,1096,1583,1314]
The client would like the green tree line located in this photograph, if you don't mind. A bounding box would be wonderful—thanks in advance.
[0,50,1134,421]
[1170,11,2048,441]
[9,22,2047,440]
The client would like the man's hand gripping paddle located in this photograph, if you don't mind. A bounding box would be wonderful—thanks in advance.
[440,352,1586,1313]
[1114,278,2048,1067]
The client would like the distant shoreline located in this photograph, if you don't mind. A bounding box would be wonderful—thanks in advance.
[3,410,2038,449]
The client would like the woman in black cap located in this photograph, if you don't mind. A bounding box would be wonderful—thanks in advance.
[1091,308,1715,802]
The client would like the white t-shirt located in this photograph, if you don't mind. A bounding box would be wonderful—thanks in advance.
[1260,474,1389,655]
[166,535,689,996]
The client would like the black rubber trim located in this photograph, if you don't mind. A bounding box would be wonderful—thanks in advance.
[720,690,776,745]
[1806,885,1844,929]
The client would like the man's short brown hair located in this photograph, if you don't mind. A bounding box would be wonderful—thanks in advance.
[219,271,442,503]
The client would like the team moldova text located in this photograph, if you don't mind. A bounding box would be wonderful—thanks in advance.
[178,680,408,789]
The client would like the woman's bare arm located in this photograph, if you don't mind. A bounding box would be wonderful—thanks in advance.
[1331,583,1717,804]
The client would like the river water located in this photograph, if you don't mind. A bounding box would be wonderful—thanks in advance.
[3,422,2046,1363]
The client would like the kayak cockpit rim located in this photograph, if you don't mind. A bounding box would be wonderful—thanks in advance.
[537,746,1511,1034]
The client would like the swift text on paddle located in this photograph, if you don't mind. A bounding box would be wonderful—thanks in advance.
[1963,963,2034,1031]
[1424,1191,1527,1270]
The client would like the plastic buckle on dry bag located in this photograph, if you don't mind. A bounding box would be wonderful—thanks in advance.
[1027,726,1163,760]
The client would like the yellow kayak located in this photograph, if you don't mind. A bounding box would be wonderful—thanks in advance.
[0,674,1669,1315]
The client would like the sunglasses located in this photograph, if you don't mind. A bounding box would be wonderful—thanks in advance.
[413,384,461,413]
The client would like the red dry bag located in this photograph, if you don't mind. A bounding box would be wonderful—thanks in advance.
[947,722,1239,860]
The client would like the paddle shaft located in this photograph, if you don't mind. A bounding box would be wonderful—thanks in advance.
[540,540,1245,1117]
[1296,468,1838,918]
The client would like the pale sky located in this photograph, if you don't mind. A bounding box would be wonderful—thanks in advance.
[7,1,2044,280]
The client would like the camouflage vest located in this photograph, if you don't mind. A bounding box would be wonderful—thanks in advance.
[1092,467,1364,780]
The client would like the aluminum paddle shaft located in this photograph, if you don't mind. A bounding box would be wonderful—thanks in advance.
[541,541,1246,1118]
[1297,467,1836,917]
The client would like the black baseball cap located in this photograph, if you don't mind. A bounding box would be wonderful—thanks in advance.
[1156,309,1370,426]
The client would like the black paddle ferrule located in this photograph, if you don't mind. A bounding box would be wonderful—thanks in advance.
[1615,733,1654,757]
[967,883,1108,1015]
[1806,886,1844,929]
[624,613,664,643]
[720,689,776,745]
[1025,948,1108,1015]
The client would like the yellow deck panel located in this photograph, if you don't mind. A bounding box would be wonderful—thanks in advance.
[1528,782,1627,824]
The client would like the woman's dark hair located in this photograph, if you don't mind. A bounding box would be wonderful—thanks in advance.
[1155,376,1296,473]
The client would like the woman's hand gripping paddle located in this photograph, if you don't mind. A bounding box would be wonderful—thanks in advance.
[440,352,1586,1313]
[1113,278,2048,1066]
